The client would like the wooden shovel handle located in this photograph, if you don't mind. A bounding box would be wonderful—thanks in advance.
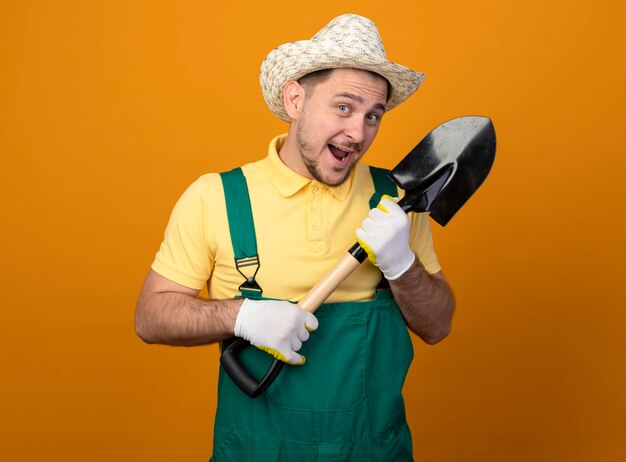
[298,253,361,313]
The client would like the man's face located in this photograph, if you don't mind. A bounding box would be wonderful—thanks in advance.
[293,69,388,186]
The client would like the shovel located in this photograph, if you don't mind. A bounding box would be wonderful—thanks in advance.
[221,115,496,398]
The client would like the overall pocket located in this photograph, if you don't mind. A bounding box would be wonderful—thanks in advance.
[267,303,368,412]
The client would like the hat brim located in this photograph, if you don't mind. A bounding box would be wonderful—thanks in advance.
[260,41,425,122]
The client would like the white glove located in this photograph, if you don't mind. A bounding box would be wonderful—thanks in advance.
[356,195,416,280]
[234,299,319,365]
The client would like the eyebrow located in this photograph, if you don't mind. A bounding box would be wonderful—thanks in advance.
[334,92,387,112]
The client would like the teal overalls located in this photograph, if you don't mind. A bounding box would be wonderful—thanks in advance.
[211,167,415,462]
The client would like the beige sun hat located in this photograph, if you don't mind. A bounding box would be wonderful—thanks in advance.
[260,14,426,122]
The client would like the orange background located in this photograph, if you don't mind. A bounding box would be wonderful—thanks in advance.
[1,1,625,461]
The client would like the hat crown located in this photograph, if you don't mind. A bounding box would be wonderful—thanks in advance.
[310,14,387,60]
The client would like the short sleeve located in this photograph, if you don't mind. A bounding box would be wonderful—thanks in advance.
[409,212,442,274]
[151,175,217,290]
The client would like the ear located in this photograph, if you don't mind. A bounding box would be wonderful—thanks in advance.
[283,80,305,120]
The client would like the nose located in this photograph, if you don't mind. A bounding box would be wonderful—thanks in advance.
[344,117,366,145]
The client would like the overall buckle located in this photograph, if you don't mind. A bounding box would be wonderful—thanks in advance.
[235,256,263,297]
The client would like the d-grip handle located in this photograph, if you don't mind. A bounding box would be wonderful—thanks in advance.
[220,251,363,398]
[220,338,284,398]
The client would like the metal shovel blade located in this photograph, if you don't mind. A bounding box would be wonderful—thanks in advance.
[389,116,496,226]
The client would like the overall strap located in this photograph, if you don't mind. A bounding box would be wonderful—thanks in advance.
[220,168,263,298]
[368,166,398,300]
[368,166,398,209]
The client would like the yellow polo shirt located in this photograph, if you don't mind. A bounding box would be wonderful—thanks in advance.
[152,134,441,302]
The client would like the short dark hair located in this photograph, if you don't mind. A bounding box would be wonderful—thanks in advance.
[297,69,334,94]
[297,68,391,101]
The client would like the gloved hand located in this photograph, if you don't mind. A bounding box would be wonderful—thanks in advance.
[356,195,416,280]
[234,298,319,365]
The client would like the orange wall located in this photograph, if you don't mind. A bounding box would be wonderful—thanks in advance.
[1,1,625,460]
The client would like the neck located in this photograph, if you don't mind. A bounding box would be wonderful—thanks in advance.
[277,126,313,179]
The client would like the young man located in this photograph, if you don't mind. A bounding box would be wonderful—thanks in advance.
[136,14,454,461]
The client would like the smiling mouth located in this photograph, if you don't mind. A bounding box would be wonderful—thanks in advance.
[328,144,352,162]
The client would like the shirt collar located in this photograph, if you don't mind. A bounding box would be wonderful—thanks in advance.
[264,134,354,200]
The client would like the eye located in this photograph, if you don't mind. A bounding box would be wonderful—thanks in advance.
[337,104,350,113]
[366,113,381,123]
